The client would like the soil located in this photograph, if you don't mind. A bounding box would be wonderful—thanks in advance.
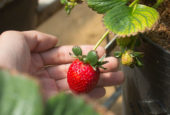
[145,0,170,51]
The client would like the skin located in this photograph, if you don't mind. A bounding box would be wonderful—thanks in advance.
[0,30,124,99]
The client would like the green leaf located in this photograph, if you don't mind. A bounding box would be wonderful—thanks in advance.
[99,54,106,62]
[87,0,128,14]
[98,66,106,70]
[114,51,122,58]
[97,61,108,66]
[133,52,144,57]
[0,70,43,115]
[72,46,82,56]
[46,93,99,115]
[86,50,98,66]
[135,57,143,67]
[45,93,69,115]
[104,4,159,37]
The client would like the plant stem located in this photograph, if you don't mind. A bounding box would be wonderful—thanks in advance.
[93,30,110,50]
[130,37,137,50]
[153,0,164,8]
[99,35,118,61]
[129,0,139,7]
[104,35,118,50]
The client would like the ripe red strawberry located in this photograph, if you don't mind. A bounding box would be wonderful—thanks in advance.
[67,59,100,94]
[67,46,107,94]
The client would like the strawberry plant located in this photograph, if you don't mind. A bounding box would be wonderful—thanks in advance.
[61,0,161,67]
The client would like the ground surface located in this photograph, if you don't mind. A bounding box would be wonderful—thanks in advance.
[145,0,170,51]
[37,3,122,115]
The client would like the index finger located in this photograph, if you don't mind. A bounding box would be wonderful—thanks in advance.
[40,45,105,65]
[22,31,58,52]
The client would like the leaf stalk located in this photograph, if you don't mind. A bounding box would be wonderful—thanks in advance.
[129,0,140,7]
[93,30,110,50]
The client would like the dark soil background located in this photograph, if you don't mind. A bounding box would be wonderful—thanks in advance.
[145,0,170,51]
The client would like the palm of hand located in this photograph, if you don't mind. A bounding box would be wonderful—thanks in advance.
[0,31,124,99]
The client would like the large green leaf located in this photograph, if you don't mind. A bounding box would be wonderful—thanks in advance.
[104,4,159,36]
[46,93,99,115]
[0,70,43,115]
[87,0,128,14]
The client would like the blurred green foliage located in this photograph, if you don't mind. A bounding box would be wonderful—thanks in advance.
[0,69,100,115]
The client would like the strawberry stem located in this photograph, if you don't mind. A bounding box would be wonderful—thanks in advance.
[93,30,110,50]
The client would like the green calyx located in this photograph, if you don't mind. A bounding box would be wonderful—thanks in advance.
[72,46,82,56]
[71,46,108,70]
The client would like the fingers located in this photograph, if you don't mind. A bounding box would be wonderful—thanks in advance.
[39,50,123,99]
[100,57,119,72]
[46,64,70,80]
[88,87,106,98]
[45,56,119,80]
[40,76,111,99]
[22,31,58,52]
[53,77,106,99]
[40,45,105,65]
[39,69,123,99]
[97,71,124,87]
[46,70,123,88]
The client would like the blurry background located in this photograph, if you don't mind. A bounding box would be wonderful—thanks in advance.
[0,0,122,114]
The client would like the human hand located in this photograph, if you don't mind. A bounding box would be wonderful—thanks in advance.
[0,30,124,99]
